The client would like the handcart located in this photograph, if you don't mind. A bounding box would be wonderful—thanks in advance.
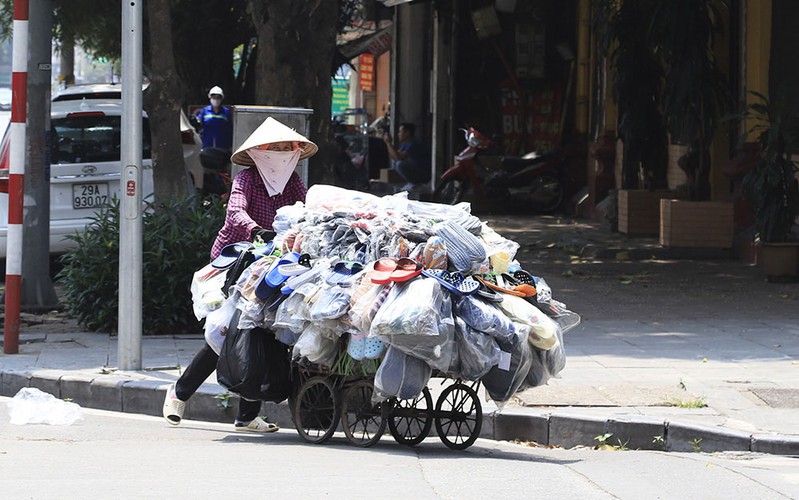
[290,358,484,450]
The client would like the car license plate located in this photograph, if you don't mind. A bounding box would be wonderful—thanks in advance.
[73,183,109,209]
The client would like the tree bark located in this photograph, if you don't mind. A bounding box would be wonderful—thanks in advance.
[143,0,191,202]
[248,0,339,185]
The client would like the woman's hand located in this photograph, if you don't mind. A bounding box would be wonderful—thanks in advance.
[251,227,276,242]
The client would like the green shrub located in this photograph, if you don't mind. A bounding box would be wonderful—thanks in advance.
[57,195,227,334]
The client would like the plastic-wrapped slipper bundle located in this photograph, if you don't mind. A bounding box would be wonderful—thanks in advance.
[434,220,486,274]
[481,327,533,404]
[453,317,502,381]
[374,345,432,401]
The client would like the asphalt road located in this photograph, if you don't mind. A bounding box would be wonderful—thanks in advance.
[2,398,798,499]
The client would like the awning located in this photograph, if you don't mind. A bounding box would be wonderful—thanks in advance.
[338,26,394,60]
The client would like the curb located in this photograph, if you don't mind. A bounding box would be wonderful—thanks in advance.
[3,369,798,456]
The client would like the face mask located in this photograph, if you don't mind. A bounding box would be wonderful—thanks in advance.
[210,98,222,107]
[246,148,301,196]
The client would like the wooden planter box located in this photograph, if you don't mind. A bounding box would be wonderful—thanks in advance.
[618,190,682,236]
[761,242,799,282]
[660,199,734,248]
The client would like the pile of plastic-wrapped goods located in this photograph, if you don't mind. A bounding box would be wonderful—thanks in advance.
[191,185,580,406]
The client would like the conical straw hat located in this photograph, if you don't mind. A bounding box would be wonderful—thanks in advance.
[231,116,318,165]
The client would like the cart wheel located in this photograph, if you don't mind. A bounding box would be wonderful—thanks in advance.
[434,383,482,450]
[293,376,340,444]
[388,387,434,446]
[341,379,387,447]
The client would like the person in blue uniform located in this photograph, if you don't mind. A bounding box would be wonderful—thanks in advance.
[195,85,233,150]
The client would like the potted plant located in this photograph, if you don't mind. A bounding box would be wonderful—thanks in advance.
[740,91,799,281]
[650,0,735,248]
[653,0,729,200]
[593,0,670,235]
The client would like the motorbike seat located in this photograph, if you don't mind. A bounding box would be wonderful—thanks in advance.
[500,151,555,172]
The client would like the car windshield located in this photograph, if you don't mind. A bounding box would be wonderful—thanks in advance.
[52,114,151,163]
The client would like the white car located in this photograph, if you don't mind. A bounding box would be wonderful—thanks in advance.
[0,85,203,258]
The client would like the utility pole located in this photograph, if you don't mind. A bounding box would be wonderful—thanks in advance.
[118,0,143,370]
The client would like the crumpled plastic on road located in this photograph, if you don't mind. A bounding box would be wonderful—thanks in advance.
[8,387,84,426]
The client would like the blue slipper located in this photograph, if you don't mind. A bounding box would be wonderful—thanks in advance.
[422,269,480,296]
[211,241,254,269]
[326,260,365,286]
[255,252,300,299]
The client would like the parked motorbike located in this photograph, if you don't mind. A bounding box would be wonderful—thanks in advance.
[433,127,569,213]
[199,147,233,197]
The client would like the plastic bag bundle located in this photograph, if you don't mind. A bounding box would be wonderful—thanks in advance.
[452,317,501,381]
[537,298,582,334]
[371,279,457,371]
[544,323,566,377]
[453,295,516,347]
[525,349,551,388]
[433,220,486,274]
[204,294,238,355]
[190,263,227,320]
[273,282,317,333]
[481,326,533,404]
[497,295,559,350]
[373,345,432,402]
[370,279,452,338]
[237,295,270,331]
[8,387,83,426]
[309,285,352,320]
[292,324,339,368]
[274,326,302,346]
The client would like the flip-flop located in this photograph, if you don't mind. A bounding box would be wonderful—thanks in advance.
[326,260,365,286]
[370,257,398,284]
[211,241,254,269]
[422,269,480,295]
[389,257,423,282]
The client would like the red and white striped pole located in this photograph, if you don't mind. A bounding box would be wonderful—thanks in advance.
[4,0,28,354]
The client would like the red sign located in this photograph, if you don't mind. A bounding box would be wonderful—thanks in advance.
[126,180,136,196]
[359,53,375,92]
[500,81,563,154]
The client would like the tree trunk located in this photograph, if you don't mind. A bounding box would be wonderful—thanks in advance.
[21,0,58,308]
[143,0,192,202]
[248,0,339,185]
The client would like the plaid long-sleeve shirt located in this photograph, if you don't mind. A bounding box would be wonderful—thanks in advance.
[210,168,307,260]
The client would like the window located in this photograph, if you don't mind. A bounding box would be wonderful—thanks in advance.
[51,115,151,164]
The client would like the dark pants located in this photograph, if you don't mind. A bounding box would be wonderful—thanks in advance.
[175,342,261,422]
[394,159,430,185]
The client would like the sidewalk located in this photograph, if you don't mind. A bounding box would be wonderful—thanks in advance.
[2,215,798,455]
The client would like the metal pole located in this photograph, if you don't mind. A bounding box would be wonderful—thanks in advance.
[4,0,29,355]
[118,0,143,370]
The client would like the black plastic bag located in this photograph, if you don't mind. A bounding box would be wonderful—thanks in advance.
[216,309,291,403]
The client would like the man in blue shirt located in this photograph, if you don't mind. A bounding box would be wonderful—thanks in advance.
[383,122,431,191]
[195,85,233,150]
